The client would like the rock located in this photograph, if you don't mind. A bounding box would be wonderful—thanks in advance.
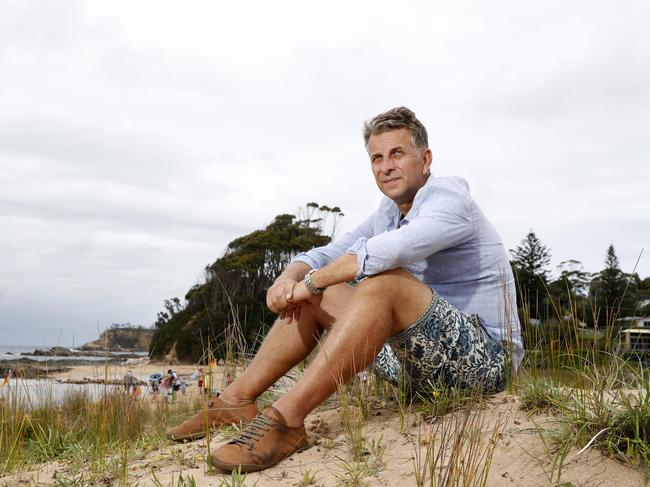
[31,346,73,356]
[51,346,73,356]
[78,327,154,352]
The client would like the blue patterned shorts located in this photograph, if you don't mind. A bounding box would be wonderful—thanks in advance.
[372,290,507,393]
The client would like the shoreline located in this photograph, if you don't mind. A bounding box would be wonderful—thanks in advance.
[1,359,210,385]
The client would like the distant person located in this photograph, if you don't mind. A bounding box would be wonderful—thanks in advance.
[168,369,180,400]
[149,373,162,396]
[123,370,134,395]
[203,370,211,396]
[165,107,523,473]
[197,368,205,394]
[225,373,233,386]
[2,368,13,386]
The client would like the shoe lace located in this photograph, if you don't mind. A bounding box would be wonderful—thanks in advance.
[230,414,274,449]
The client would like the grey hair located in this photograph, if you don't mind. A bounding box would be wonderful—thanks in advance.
[362,106,429,151]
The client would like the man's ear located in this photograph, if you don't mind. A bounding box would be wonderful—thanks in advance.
[422,148,433,175]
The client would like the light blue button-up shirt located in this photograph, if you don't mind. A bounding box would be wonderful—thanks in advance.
[293,175,524,365]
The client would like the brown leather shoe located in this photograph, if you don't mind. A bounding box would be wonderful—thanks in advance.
[210,406,309,473]
[165,397,258,442]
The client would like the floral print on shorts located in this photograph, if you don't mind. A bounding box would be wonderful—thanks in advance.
[372,290,507,393]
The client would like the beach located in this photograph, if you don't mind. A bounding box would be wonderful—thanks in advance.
[2,362,648,486]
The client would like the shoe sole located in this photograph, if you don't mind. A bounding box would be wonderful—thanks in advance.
[166,431,206,442]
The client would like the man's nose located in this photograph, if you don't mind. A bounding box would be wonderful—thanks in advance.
[379,157,395,174]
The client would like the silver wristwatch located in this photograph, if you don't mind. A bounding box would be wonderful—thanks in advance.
[304,269,325,295]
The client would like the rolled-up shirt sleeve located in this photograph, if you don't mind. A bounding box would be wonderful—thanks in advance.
[348,187,474,280]
[292,214,375,270]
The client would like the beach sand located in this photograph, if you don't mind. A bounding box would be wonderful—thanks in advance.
[3,363,646,486]
[48,363,199,382]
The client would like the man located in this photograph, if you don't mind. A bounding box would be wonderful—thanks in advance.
[123,370,134,395]
[197,368,205,394]
[168,369,180,400]
[166,107,524,473]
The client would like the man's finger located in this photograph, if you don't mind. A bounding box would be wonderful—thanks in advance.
[274,293,286,310]
[285,282,295,303]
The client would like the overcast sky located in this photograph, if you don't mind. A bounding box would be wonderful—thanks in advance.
[1,1,648,347]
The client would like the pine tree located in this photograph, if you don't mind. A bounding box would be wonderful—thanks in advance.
[590,244,636,320]
[510,229,551,320]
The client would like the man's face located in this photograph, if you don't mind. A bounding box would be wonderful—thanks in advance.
[367,128,432,210]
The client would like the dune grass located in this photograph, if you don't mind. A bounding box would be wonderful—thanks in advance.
[0,379,204,484]
[515,282,650,484]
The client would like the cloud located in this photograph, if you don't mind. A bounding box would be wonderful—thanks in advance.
[1,0,649,345]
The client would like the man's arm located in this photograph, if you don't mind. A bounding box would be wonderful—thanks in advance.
[349,184,473,280]
[266,253,359,324]
[267,213,374,320]
[290,253,358,303]
[291,214,375,272]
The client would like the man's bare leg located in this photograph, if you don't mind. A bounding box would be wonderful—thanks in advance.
[168,291,354,442]
[273,269,432,426]
[208,269,433,471]
[218,282,356,406]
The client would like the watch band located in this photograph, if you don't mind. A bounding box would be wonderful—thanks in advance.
[304,269,325,295]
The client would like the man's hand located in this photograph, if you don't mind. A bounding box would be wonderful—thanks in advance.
[267,278,321,324]
[283,280,322,323]
[266,278,298,315]
[266,256,357,324]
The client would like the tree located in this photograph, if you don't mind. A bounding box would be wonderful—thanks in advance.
[589,244,638,324]
[150,205,340,362]
[592,245,626,306]
[554,260,590,298]
[154,297,184,329]
[510,230,551,320]
[548,260,591,321]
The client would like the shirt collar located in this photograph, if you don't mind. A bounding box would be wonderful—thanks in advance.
[381,174,435,227]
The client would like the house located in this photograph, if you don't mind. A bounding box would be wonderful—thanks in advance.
[617,316,650,328]
[618,316,650,352]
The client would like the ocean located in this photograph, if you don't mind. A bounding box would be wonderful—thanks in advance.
[0,344,148,362]
[0,379,125,407]
[0,345,153,406]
